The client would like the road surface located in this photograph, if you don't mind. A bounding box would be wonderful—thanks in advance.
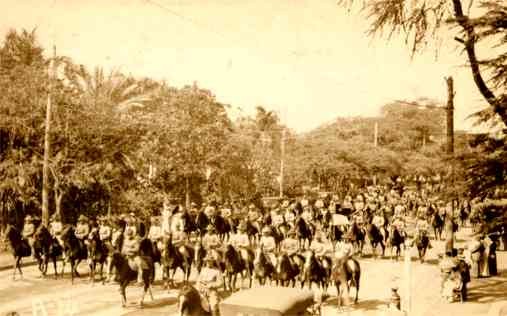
[0,230,505,316]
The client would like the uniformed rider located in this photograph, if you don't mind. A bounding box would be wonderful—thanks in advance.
[232,222,251,261]
[98,216,112,243]
[49,213,64,247]
[203,225,222,262]
[148,216,163,252]
[121,227,143,285]
[75,215,90,246]
[196,255,224,316]
[259,226,277,266]
[22,215,36,253]
[280,229,299,263]
[310,231,332,260]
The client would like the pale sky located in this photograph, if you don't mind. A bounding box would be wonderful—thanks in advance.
[1,0,491,133]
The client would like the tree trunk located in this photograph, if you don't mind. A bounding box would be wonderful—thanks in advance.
[185,176,190,210]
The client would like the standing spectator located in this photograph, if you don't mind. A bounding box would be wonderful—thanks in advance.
[455,248,471,301]
[488,233,499,276]
[481,234,492,278]
[468,234,484,278]
[439,251,456,297]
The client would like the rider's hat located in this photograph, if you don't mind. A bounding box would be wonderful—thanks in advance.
[248,204,255,209]
[315,200,324,208]
[204,255,216,265]
[262,226,271,235]
[150,216,159,224]
[77,215,88,223]
[50,213,61,221]
[24,215,33,222]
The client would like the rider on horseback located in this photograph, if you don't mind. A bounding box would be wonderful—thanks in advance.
[233,222,251,260]
[172,218,190,258]
[196,255,223,316]
[334,235,354,268]
[49,213,64,249]
[75,215,90,247]
[310,231,331,260]
[280,229,298,263]
[22,215,36,254]
[148,216,163,252]
[259,226,277,266]
[203,225,222,262]
[98,216,112,243]
[121,227,143,285]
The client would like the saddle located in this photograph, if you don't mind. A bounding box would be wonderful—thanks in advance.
[127,256,151,271]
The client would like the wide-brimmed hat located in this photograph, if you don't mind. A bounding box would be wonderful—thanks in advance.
[77,215,88,223]
[262,226,271,235]
[24,215,33,222]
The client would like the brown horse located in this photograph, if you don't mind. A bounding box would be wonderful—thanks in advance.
[331,258,361,307]
[33,225,62,279]
[223,244,249,291]
[295,217,313,250]
[275,253,300,287]
[301,251,328,291]
[178,284,211,316]
[108,252,154,308]
[365,223,385,258]
[4,225,31,280]
[387,225,405,261]
[414,230,430,263]
[60,225,88,284]
[161,234,194,288]
[86,230,108,284]
[253,245,275,285]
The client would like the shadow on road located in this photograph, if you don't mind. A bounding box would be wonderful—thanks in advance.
[467,270,507,304]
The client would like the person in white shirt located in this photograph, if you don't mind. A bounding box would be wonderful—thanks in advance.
[280,229,299,262]
[310,232,332,259]
[148,217,163,252]
[203,225,222,262]
[232,222,251,261]
[196,255,224,316]
[259,226,277,266]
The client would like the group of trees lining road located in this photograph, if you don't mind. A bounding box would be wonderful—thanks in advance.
[0,7,505,232]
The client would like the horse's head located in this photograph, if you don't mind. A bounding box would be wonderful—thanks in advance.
[178,284,201,316]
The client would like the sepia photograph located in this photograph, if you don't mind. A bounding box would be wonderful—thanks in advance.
[0,0,506,315]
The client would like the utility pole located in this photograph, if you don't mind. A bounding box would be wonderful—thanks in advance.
[280,128,286,199]
[446,76,455,251]
[42,46,56,227]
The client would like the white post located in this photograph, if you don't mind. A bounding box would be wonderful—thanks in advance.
[403,247,411,314]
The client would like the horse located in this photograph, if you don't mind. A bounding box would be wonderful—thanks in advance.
[365,223,385,258]
[180,210,197,239]
[195,211,209,241]
[210,214,231,242]
[4,225,31,280]
[347,222,365,256]
[414,230,430,263]
[108,252,154,308]
[387,225,405,260]
[223,244,249,291]
[431,211,444,240]
[275,253,300,287]
[33,225,62,278]
[177,284,212,316]
[253,245,275,286]
[301,251,328,292]
[86,230,108,284]
[328,225,344,243]
[331,258,361,307]
[161,234,194,288]
[295,217,313,250]
[245,220,259,245]
[60,225,88,283]
[193,240,207,277]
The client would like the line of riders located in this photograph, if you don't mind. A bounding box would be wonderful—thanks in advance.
[5,185,467,314]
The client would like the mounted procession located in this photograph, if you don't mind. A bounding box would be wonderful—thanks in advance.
[3,180,495,316]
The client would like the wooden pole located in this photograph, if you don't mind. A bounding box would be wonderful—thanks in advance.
[42,46,56,227]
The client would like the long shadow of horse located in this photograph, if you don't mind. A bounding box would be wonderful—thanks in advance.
[466,270,507,304]
[323,298,385,311]
[120,298,178,315]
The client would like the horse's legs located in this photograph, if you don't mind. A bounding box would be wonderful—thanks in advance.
[335,282,342,307]
[74,259,82,278]
[120,284,127,307]
[53,257,58,279]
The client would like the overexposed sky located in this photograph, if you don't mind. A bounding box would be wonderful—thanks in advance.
[1,0,491,132]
